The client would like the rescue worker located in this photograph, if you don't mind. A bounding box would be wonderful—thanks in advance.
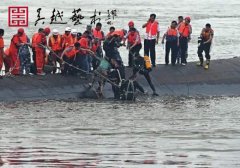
[92,22,105,58]
[125,27,142,67]
[48,29,63,73]
[9,28,30,75]
[62,27,72,49]
[176,16,184,64]
[61,42,81,75]
[142,14,160,67]
[197,23,214,69]
[35,27,51,75]
[161,21,179,65]
[71,29,78,44]
[78,31,91,74]
[106,26,115,38]
[18,30,31,75]
[0,29,4,78]
[132,55,158,96]
[32,28,44,74]
[103,33,125,79]
[178,16,192,65]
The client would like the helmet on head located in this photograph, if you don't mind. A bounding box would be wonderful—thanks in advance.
[65,27,71,32]
[71,29,77,35]
[128,21,134,27]
[44,27,51,35]
[52,29,59,35]
[185,16,191,22]
[18,28,24,34]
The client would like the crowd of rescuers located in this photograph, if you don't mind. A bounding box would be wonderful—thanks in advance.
[0,14,214,100]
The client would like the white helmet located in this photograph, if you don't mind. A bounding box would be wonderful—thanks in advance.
[71,29,77,35]
[52,29,59,35]
[65,27,71,32]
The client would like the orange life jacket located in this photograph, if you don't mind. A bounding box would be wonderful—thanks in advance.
[64,46,78,58]
[92,28,104,40]
[79,37,89,55]
[49,35,62,51]
[32,33,39,48]
[19,33,28,44]
[91,43,99,53]
[128,32,141,45]
[112,30,125,39]
[167,28,178,36]
[35,33,47,50]
[9,34,26,56]
[62,34,73,48]
[202,28,214,41]
[146,21,159,36]
[178,22,191,38]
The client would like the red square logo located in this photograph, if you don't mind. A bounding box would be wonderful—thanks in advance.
[8,6,29,27]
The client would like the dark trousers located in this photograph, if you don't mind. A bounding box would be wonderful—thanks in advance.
[62,56,74,75]
[179,37,188,64]
[197,42,211,61]
[32,48,37,74]
[144,39,156,66]
[129,43,142,67]
[165,40,178,65]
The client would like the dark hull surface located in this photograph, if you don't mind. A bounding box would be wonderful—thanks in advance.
[1,57,240,102]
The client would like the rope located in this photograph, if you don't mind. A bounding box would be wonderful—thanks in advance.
[40,44,120,88]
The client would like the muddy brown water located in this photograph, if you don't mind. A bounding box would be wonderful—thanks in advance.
[0,96,240,167]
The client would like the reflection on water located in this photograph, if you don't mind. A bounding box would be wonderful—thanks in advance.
[0,97,240,167]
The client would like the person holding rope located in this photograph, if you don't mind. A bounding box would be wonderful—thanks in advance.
[48,29,63,74]
[61,42,81,75]
[35,27,51,75]
[9,28,30,75]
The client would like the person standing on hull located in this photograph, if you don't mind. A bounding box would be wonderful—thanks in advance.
[48,29,63,74]
[35,27,51,75]
[197,23,214,70]
[106,26,115,38]
[62,27,72,50]
[123,21,142,67]
[32,28,44,74]
[9,28,30,75]
[124,27,142,67]
[78,31,91,75]
[178,16,192,66]
[176,16,183,64]
[161,21,179,65]
[142,13,160,67]
[92,23,105,70]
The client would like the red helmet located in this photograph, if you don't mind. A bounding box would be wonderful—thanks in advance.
[185,16,191,22]
[128,21,134,27]
[44,27,51,35]
[18,28,24,34]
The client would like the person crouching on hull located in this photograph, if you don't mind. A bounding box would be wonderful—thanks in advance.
[197,23,214,70]
[132,55,158,96]
[61,42,81,75]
